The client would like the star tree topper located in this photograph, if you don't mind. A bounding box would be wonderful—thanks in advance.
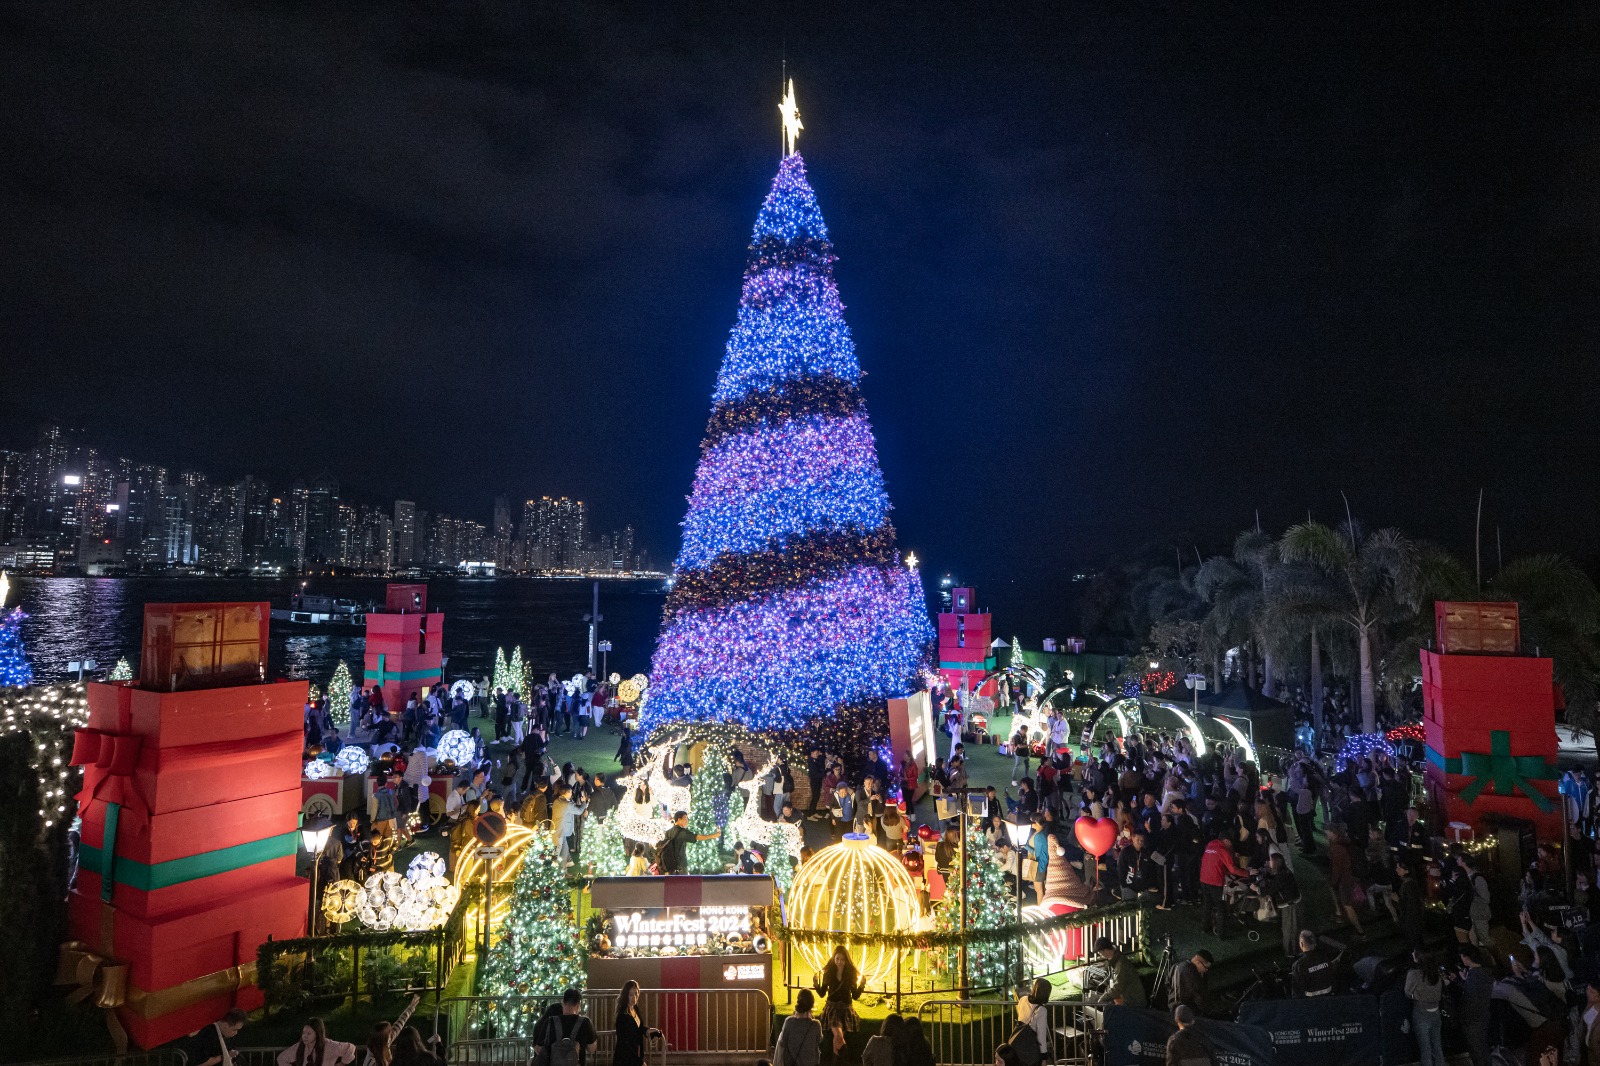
[779,78,803,157]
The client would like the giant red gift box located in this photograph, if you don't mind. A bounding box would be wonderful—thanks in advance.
[1421,644,1561,838]
[68,604,310,1049]
[363,584,443,712]
[937,587,997,696]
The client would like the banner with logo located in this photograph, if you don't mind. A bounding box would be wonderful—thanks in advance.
[1103,1006,1276,1066]
[1236,995,1382,1066]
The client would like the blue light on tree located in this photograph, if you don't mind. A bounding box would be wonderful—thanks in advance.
[0,607,33,688]
[645,152,934,743]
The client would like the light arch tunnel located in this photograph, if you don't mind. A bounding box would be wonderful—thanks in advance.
[1076,695,1256,765]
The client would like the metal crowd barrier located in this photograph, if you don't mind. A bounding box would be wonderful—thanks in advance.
[917,1000,1099,1066]
[20,1054,188,1066]
[433,987,772,1065]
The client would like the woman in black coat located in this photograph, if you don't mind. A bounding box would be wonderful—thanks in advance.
[612,980,658,1066]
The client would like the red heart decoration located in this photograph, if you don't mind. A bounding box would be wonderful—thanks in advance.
[1074,816,1118,858]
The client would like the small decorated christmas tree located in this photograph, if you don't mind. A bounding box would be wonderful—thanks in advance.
[478,831,585,1035]
[491,647,512,694]
[107,658,133,682]
[507,647,525,699]
[687,746,728,873]
[764,831,795,895]
[327,661,353,726]
[932,828,1011,988]
[583,813,630,877]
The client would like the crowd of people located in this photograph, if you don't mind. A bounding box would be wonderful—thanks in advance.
[283,659,1600,1066]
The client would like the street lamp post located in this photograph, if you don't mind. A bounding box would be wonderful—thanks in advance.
[1004,815,1034,989]
[300,813,333,936]
[1184,672,1207,722]
[598,640,612,681]
[947,786,988,991]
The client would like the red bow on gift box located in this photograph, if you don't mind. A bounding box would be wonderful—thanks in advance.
[70,728,151,901]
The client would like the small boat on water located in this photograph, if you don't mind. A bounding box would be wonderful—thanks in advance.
[269,592,371,629]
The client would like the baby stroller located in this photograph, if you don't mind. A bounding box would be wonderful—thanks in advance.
[1219,873,1272,942]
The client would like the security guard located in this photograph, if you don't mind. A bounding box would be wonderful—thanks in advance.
[1291,930,1338,998]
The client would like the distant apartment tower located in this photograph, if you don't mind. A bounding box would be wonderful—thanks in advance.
[303,473,339,564]
[394,500,417,565]
[492,495,512,569]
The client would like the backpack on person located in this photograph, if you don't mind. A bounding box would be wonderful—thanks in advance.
[532,1013,581,1066]
[1005,1021,1043,1066]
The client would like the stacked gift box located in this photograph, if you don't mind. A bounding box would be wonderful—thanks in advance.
[363,583,444,713]
[1422,601,1561,840]
[68,603,308,1049]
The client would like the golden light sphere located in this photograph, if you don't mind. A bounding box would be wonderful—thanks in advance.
[787,833,920,985]
[321,879,363,924]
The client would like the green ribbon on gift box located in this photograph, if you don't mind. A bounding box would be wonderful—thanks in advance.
[1431,729,1557,813]
[365,652,439,686]
[80,829,299,892]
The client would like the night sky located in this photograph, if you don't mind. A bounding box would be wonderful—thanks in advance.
[3,4,1598,610]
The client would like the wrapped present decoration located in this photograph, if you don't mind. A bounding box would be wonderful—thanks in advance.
[65,603,308,1049]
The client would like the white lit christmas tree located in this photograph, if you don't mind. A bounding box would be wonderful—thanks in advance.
[327,661,353,726]
[583,813,629,877]
[492,647,512,694]
[478,831,585,1035]
[107,658,133,682]
[687,746,728,873]
[764,831,795,895]
[507,647,525,700]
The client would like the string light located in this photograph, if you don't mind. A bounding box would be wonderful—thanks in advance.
[646,565,933,734]
[1336,731,1395,771]
[0,682,88,834]
[787,833,921,984]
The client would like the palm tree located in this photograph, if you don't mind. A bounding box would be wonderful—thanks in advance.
[1489,554,1600,740]
[1279,519,1422,733]
[1266,559,1347,733]
[1193,530,1287,697]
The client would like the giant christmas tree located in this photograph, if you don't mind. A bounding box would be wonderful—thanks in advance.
[644,95,933,744]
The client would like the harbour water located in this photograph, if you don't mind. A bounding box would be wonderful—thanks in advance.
[8,575,669,687]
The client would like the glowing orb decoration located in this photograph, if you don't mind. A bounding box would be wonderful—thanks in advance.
[365,870,411,905]
[321,879,363,924]
[609,672,621,685]
[414,872,459,909]
[436,729,475,767]
[450,679,476,701]
[407,852,446,882]
[399,872,460,931]
[617,678,643,705]
[632,673,648,690]
[787,833,920,984]
[395,879,452,931]
[357,872,412,931]
[302,759,336,780]
[333,745,371,775]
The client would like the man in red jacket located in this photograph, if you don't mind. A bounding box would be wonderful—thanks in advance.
[1199,836,1246,937]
